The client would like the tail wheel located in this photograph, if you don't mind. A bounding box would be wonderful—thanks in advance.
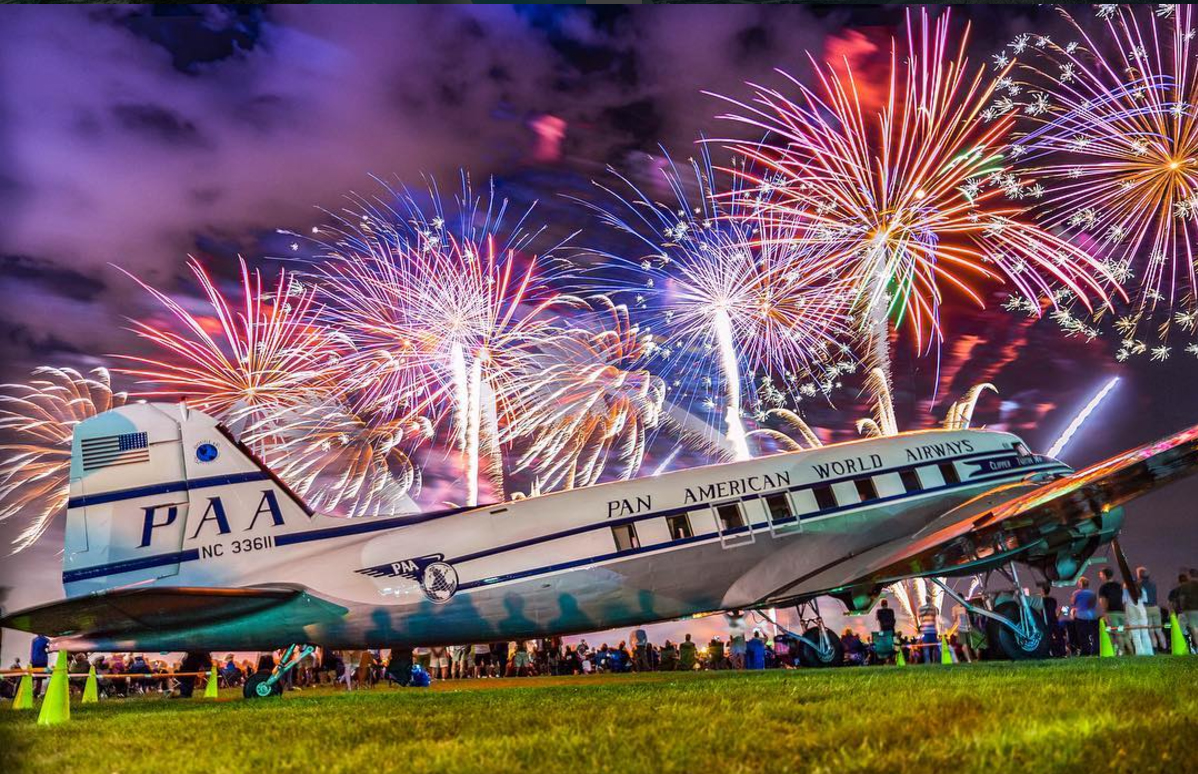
[243,672,282,699]
[798,627,843,667]
[986,601,1051,661]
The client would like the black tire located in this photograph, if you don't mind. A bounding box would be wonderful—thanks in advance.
[798,627,843,667]
[243,672,282,699]
[986,601,1051,661]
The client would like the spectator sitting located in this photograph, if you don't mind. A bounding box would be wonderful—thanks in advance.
[842,629,866,665]
[745,631,766,670]
[679,634,697,671]
[707,636,725,670]
[127,655,151,694]
[221,655,242,686]
[659,640,677,671]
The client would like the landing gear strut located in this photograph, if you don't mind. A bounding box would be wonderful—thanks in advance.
[930,565,1049,661]
[244,644,315,699]
[788,599,843,667]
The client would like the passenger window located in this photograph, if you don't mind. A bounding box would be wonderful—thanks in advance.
[666,514,693,540]
[855,478,879,502]
[611,524,640,552]
[715,503,745,531]
[812,485,837,511]
[764,494,794,523]
[939,462,960,485]
[900,469,923,492]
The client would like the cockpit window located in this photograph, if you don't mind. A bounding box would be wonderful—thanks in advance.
[1015,442,1032,457]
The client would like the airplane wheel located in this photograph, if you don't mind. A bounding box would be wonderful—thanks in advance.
[987,601,1051,661]
[243,672,282,699]
[798,627,843,667]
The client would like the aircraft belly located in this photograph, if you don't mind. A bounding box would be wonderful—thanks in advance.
[721,487,991,606]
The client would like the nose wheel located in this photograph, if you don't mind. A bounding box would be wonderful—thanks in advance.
[930,569,1051,662]
[797,626,844,667]
[242,644,315,699]
[244,672,283,699]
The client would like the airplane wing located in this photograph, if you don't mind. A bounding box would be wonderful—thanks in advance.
[779,422,1198,604]
[0,586,302,640]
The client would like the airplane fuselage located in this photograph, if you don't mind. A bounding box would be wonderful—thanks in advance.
[61,421,1070,651]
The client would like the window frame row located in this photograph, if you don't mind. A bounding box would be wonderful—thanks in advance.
[609,460,964,552]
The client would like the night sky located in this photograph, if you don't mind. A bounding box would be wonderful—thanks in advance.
[1,5,1195,649]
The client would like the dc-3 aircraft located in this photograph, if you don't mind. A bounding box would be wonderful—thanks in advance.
[4,401,1197,696]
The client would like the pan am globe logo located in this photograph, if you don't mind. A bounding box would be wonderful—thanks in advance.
[420,562,458,604]
[195,441,219,463]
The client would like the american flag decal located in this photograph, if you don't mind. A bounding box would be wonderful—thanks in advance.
[80,431,150,471]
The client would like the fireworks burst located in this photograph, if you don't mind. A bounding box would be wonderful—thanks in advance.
[116,258,337,445]
[308,175,574,505]
[714,8,1119,379]
[0,367,127,552]
[583,151,857,461]
[249,399,432,519]
[504,296,666,491]
[1004,4,1198,352]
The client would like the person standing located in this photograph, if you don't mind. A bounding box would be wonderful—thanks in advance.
[1038,583,1064,657]
[1135,567,1166,651]
[1177,572,1198,648]
[429,646,449,681]
[1071,576,1099,656]
[917,596,939,664]
[29,633,50,696]
[1098,568,1130,655]
[1123,581,1154,656]
[628,629,646,672]
[876,599,896,635]
[470,642,490,678]
[729,622,747,670]
[951,603,976,663]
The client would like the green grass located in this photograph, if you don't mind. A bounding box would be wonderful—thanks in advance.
[3,659,1195,774]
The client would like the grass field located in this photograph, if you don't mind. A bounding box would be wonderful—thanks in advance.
[2,659,1195,774]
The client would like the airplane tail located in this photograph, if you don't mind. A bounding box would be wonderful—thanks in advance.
[63,402,317,596]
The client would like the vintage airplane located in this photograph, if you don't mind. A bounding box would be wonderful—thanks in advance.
[3,401,1197,696]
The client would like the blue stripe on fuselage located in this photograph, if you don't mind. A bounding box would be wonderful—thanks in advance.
[62,451,1066,585]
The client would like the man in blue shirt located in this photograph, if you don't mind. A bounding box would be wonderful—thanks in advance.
[745,631,766,670]
[1070,576,1099,656]
[30,633,50,696]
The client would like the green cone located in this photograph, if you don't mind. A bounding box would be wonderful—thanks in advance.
[204,665,219,699]
[1170,612,1189,656]
[940,635,954,665]
[1099,618,1116,658]
[12,673,33,710]
[82,665,98,704]
[36,650,70,726]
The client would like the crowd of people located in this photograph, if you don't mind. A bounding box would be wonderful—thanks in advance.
[5,565,1195,698]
